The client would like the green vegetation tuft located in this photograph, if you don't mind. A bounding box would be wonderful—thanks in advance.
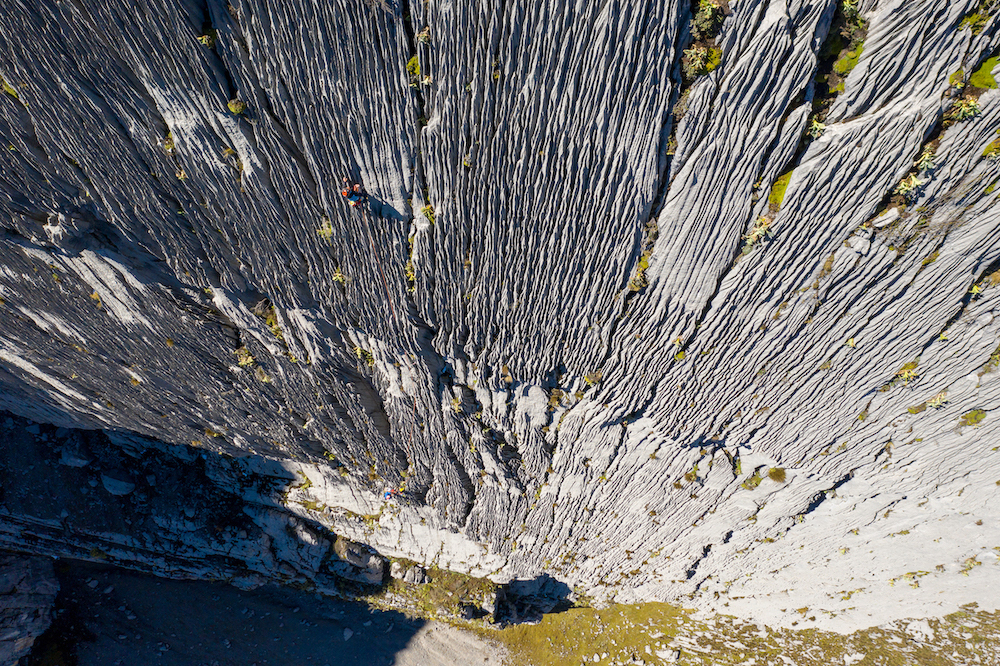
[1,76,18,98]
[767,467,786,483]
[970,56,999,89]
[769,171,793,210]
[406,55,420,81]
[960,409,986,427]
[960,1,996,36]
[833,42,864,77]
[354,346,375,366]
[742,469,763,490]
[628,253,651,291]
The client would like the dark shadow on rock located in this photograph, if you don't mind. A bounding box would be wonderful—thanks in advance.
[365,195,407,224]
[25,558,425,666]
[494,573,574,625]
[0,409,430,665]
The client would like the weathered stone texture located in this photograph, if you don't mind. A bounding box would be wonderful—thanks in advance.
[0,553,58,665]
[2,0,1000,630]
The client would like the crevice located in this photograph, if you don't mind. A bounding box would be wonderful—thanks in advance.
[800,469,856,516]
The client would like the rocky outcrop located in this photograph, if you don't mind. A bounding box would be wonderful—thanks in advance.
[1,0,999,631]
[0,553,58,665]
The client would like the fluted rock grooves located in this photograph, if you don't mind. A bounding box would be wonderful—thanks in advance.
[1,0,999,630]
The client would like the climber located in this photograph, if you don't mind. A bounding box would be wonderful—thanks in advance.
[341,177,367,207]
[383,487,400,501]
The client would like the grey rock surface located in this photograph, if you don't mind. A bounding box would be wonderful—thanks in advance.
[1,0,999,631]
[0,553,58,666]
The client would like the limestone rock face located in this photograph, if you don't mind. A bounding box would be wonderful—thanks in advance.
[0,554,59,666]
[1,0,1000,630]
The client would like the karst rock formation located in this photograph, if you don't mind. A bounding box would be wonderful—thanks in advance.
[1,0,999,632]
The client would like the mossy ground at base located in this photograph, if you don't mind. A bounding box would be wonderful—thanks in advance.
[364,564,495,619]
[483,603,688,666]
[485,602,1000,666]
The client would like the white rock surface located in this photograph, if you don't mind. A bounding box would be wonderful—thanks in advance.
[0,0,998,634]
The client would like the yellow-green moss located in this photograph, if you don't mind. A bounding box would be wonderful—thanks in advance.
[960,409,986,427]
[1,76,17,98]
[769,171,794,210]
[490,601,1000,666]
[704,48,723,73]
[406,55,420,80]
[970,56,999,89]
[833,43,864,77]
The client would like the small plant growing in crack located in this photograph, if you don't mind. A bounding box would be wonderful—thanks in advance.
[894,174,924,202]
[227,98,247,115]
[944,96,980,124]
[916,146,936,172]
[740,217,773,255]
[317,216,334,241]
[927,391,949,409]
[691,0,724,41]
[234,347,255,367]
[197,30,217,47]
[354,346,375,366]
[808,118,826,139]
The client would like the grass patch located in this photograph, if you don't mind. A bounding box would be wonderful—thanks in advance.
[378,566,494,618]
[489,600,1000,666]
[767,467,786,483]
[494,603,687,666]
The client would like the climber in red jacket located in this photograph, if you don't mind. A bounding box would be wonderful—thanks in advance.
[341,177,367,207]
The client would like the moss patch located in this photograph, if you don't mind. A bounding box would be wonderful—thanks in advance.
[406,55,420,80]
[970,56,999,89]
[376,566,495,617]
[833,43,864,77]
[494,603,687,666]
[491,601,1000,666]
[769,171,793,210]
[703,47,723,74]
[1,76,18,98]
[960,409,986,427]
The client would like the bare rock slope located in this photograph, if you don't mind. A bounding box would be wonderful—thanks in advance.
[2,0,1000,630]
